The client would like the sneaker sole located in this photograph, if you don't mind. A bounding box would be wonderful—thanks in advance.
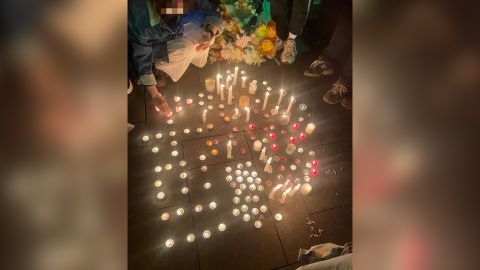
[323,95,341,105]
[304,70,335,77]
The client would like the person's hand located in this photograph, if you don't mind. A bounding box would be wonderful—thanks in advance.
[195,31,213,52]
[146,85,172,118]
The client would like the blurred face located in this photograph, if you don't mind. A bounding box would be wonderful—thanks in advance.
[154,0,194,15]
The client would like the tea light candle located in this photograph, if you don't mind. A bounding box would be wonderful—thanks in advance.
[259,147,266,161]
[241,76,247,88]
[262,92,270,111]
[176,106,183,112]
[278,111,291,126]
[174,96,181,102]
[227,140,233,159]
[286,96,295,113]
[268,184,283,199]
[288,184,301,197]
[207,123,214,131]
[233,66,239,86]
[202,109,207,123]
[305,123,316,134]
[277,89,284,105]
[245,107,250,122]
[300,183,312,195]
[286,143,296,155]
[233,108,240,119]
[216,74,222,94]
[220,84,225,100]
[248,80,257,95]
[186,98,193,105]
[205,78,215,92]
[253,140,262,151]
[271,105,279,115]
[279,187,292,204]
[227,85,233,105]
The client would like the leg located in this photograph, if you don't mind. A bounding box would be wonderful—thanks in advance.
[288,0,312,37]
[323,4,352,61]
[270,0,289,40]
[154,38,196,82]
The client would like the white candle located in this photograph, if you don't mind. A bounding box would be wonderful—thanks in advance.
[234,108,239,119]
[226,75,231,89]
[202,109,207,123]
[277,89,284,105]
[241,76,247,88]
[233,66,239,86]
[279,187,292,204]
[259,147,266,162]
[227,140,233,159]
[305,123,316,134]
[248,80,257,95]
[264,157,272,172]
[245,107,250,122]
[288,184,301,197]
[281,180,290,192]
[216,74,222,94]
[262,92,270,111]
[253,140,262,151]
[268,184,283,200]
[220,84,225,100]
[286,96,295,113]
[227,85,233,105]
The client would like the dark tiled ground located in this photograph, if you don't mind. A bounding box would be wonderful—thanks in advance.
[128,47,351,270]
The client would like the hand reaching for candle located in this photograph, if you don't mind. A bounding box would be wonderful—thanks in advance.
[146,85,172,118]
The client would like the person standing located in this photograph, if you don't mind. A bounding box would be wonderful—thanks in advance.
[270,0,312,64]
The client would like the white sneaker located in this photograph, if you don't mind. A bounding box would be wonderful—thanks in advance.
[281,39,297,64]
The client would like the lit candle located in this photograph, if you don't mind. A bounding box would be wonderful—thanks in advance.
[202,109,207,123]
[288,184,301,197]
[271,105,279,115]
[268,184,283,200]
[281,180,290,192]
[285,143,296,155]
[205,78,215,92]
[305,123,316,134]
[227,85,233,105]
[263,157,272,172]
[216,74,222,94]
[262,92,270,111]
[227,140,233,159]
[286,96,295,113]
[248,80,257,95]
[233,108,239,119]
[279,187,292,204]
[241,76,247,88]
[233,66,239,86]
[259,147,266,162]
[245,107,250,122]
[277,89,284,105]
[226,75,231,89]
[220,84,225,100]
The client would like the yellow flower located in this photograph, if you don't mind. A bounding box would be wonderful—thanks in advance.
[261,39,274,53]
[255,24,267,38]
[266,26,276,39]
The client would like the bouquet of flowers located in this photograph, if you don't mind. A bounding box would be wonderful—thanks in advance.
[209,1,277,65]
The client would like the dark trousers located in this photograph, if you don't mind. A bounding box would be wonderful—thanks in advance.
[270,0,311,40]
[323,2,352,85]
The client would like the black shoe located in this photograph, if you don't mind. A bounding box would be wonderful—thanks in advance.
[304,55,335,77]
[153,69,171,87]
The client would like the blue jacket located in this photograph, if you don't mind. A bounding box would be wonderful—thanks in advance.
[128,0,223,85]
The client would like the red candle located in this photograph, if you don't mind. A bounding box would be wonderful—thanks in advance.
[299,133,306,140]
[269,133,277,140]
[248,123,256,130]
[271,144,279,151]
[310,168,319,176]
[293,122,301,130]
[289,136,297,144]
[311,160,319,167]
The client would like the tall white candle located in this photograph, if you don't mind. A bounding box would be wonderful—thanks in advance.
[279,187,292,204]
[227,140,233,159]
[241,76,247,88]
[281,180,290,192]
[259,147,266,162]
[286,96,295,113]
[226,75,231,89]
[268,184,283,200]
[305,123,316,134]
[264,157,272,172]
[277,89,284,105]
[262,92,270,110]
[220,84,225,100]
[233,66,239,86]
[216,74,222,94]
[202,109,207,123]
[288,184,301,197]
[227,85,233,105]
[245,107,250,122]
